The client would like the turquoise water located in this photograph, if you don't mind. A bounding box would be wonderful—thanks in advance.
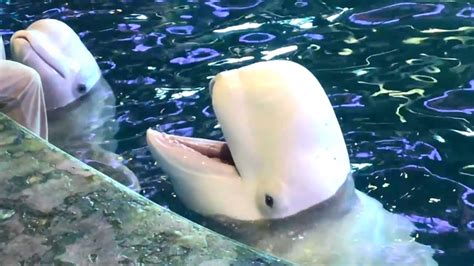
[2,1,474,264]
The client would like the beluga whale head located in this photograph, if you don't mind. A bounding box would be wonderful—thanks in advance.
[147,60,351,221]
[11,19,101,110]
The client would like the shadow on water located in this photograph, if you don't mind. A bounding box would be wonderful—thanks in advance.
[1,0,474,264]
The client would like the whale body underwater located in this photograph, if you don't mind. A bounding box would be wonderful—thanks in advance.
[147,60,437,265]
[9,19,139,190]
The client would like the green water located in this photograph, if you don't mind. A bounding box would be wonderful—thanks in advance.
[1,1,474,264]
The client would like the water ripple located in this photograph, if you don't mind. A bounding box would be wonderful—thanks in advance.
[2,0,474,263]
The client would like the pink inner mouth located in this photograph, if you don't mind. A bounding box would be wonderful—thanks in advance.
[160,133,236,166]
[181,140,235,165]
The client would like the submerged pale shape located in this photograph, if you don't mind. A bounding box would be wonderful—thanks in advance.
[255,191,437,265]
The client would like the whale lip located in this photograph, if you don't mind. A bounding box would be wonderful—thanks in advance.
[146,129,240,177]
[11,29,66,79]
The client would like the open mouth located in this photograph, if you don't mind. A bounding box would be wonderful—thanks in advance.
[161,133,235,166]
[146,129,240,176]
[170,135,235,166]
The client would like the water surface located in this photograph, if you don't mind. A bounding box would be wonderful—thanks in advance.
[1,1,474,264]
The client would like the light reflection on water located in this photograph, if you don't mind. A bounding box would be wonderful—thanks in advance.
[2,0,474,264]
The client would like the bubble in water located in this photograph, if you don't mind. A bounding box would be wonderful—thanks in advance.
[166,25,194,35]
[239,32,275,43]
[294,1,308,8]
[170,48,220,65]
[205,0,264,18]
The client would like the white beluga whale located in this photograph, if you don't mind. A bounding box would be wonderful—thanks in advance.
[10,19,100,110]
[9,19,139,191]
[147,60,437,265]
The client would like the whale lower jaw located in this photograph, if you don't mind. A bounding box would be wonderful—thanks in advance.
[146,129,241,177]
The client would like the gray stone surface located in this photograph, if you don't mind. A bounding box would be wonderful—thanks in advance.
[0,113,289,265]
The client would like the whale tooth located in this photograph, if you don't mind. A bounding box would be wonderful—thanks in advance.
[161,132,173,141]
[160,132,185,146]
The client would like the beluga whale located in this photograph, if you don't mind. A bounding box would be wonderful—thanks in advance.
[147,60,437,265]
[10,19,139,191]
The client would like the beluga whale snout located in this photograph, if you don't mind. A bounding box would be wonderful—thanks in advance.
[147,60,437,264]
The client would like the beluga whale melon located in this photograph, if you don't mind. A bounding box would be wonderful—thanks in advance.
[147,60,437,265]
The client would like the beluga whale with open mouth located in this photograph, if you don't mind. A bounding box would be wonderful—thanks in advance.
[147,60,437,265]
[10,19,139,191]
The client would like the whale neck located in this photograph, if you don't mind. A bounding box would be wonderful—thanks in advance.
[47,77,111,114]
[208,174,358,243]
[46,76,117,150]
[269,174,357,228]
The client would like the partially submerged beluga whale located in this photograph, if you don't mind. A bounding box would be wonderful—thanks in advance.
[147,60,437,265]
[9,19,139,190]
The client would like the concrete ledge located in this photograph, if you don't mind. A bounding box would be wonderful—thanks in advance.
[0,113,288,265]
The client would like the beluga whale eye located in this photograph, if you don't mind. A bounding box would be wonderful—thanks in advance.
[265,194,274,208]
[77,84,87,93]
